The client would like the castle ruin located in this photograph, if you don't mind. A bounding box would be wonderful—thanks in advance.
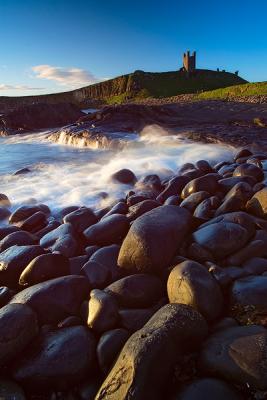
[183,51,196,72]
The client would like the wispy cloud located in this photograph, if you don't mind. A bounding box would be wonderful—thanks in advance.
[31,65,100,87]
[0,84,44,91]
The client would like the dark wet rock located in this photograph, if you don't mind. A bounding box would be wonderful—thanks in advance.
[0,231,37,253]
[226,240,266,266]
[2,102,84,132]
[136,174,162,193]
[196,160,213,173]
[10,275,89,324]
[9,205,43,226]
[0,303,38,368]
[63,207,97,233]
[119,307,158,332]
[13,167,31,176]
[230,275,267,313]
[84,214,129,246]
[111,169,137,184]
[194,196,220,220]
[167,260,223,321]
[85,245,100,257]
[18,211,47,233]
[0,206,11,220]
[87,289,119,333]
[13,326,96,390]
[199,325,267,390]
[34,219,60,239]
[0,286,14,307]
[181,173,220,199]
[102,201,128,219]
[97,328,130,373]
[69,255,89,274]
[118,205,192,273]
[90,244,122,282]
[0,245,45,287]
[234,148,252,160]
[246,187,267,218]
[219,176,257,193]
[95,304,208,400]
[127,199,159,221]
[192,221,250,259]
[156,175,189,203]
[40,222,74,248]
[183,168,203,180]
[219,266,247,281]
[208,264,234,287]
[105,274,163,308]
[19,252,70,286]
[0,193,11,208]
[78,380,101,400]
[187,242,214,263]
[164,195,180,205]
[243,257,267,274]
[218,163,237,176]
[173,378,243,400]
[0,378,26,400]
[211,317,238,333]
[58,316,82,328]
[180,191,210,212]
[215,182,253,216]
[50,233,78,258]
[82,260,110,289]
[233,163,264,182]
[57,205,80,221]
[0,225,21,241]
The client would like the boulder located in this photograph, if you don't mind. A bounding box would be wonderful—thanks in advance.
[0,303,38,368]
[118,205,192,273]
[63,207,97,233]
[9,275,89,324]
[97,328,130,373]
[167,260,223,321]
[0,231,37,252]
[156,176,189,203]
[40,223,74,248]
[246,187,267,218]
[199,325,267,390]
[0,225,21,241]
[230,275,267,313]
[9,205,45,226]
[0,206,11,220]
[95,304,208,400]
[82,260,110,289]
[87,289,119,333]
[180,191,210,212]
[19,253,70,286]
[105,274,163,308]
[111,169,137,184]
[173,378,243,400]
[127,199,159,221]
[0,245,45,287]
[50,233,78,258]
[0,378,26,400]
[13,326,96,390]
[0,193,11,208]
[90,244,122,282]
[233,163,264,182]
[215,182,253,216]
[83,214,129,245]
[18,211,47,233]
[181,173,220,199]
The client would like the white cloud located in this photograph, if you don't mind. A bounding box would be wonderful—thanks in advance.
[31,64,100,87]
[0,84,44,91]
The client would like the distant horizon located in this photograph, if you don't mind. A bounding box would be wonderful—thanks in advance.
[1,0,267,96]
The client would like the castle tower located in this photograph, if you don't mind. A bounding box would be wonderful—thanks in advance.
[183,51,196,72]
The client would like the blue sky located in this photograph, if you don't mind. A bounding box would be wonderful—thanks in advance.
[0,0,266,96]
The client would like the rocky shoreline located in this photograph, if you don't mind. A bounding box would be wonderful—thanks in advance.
[0,146,266,399]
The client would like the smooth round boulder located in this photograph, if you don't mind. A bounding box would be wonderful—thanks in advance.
[87,289,119,333]
[230,275,267,313]
[95,304,208,400]
[173,378,243,400]
[13,326,96,390]
[9,205,42,226]
[180,191,210,213]
[0,231,37,252]
[39,222,74,248]
[0,245,45,287]
[156,175,189,203]
[118,205,193,273]
[83,214,129,246]
[9,275,89,324]
[63,207,97,233]
[127,199,159,221]
[105,274,163,308]
[0,193,11,208]
[0,303,38,368]
[0,225,21,241]
[215,182,253,216]
[233,163,264,182]
[181,173,220,199]
[97,328,130,373]
[199,325,267,390]
[111,169,137,184]
[90,244,122,282]
[246,187,267,218]
[0,206,11,220]
[167,260,223,321]
[82,260,110,289]
[50,233,78,258]
[18,211,47,233]
[0,286,14,307]
[192,222,250,259]
[19,252,70,286]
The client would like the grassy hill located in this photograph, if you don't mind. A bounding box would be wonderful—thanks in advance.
[0,69,247,112]
[196,81,267,100]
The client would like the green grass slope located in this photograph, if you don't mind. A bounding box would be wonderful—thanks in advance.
[196,81,267,100]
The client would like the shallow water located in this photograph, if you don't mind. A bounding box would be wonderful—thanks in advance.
[0,125,235,213]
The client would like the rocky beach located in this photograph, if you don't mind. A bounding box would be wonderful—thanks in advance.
[0,99,266,400]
